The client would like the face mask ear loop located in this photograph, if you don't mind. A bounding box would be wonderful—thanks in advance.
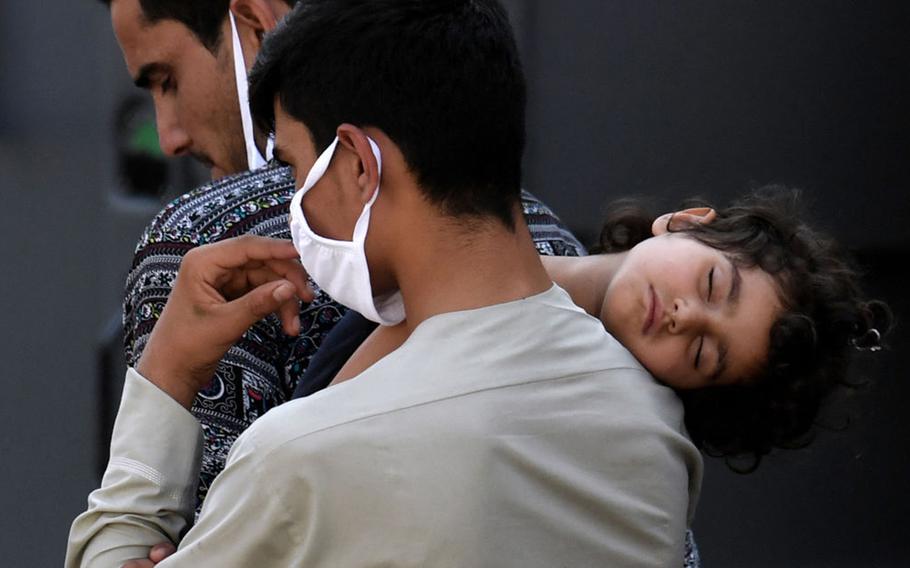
[229,12,268,170]
[265,135,275,162]
[350,138,384,244]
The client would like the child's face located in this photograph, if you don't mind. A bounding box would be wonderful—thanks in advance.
[600,232,782,390]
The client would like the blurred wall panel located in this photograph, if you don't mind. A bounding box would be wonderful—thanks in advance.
[522,0,910,251]
[0,2,147,568]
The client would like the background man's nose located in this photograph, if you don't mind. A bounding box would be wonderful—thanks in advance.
[155,110,191,157]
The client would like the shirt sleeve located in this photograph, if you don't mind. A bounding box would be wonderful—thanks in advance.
[66,368,203,568]
[67,369,301,568]
[520,190,587,257]
[121,196,198,368]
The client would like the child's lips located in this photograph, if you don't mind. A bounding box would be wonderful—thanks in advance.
[643,286,655,334]
[643,285,662,335]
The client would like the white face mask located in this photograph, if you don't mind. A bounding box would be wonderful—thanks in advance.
[288,136,406,326]
[229,12,274,171]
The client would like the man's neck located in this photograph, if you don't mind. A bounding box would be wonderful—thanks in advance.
[391,211,553,332]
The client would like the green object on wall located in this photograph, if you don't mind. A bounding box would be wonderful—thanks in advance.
[129,121,163,156]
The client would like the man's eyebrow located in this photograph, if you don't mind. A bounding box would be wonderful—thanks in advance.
[133,62,169,89]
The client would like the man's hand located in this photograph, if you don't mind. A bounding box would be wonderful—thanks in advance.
[120,542,177,567]
[137,235,313,408]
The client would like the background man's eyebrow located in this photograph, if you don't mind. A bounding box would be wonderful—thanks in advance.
[133,62,169,89]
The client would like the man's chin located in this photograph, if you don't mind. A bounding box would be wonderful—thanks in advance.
[188,152,224,180]
[208,162,248,181]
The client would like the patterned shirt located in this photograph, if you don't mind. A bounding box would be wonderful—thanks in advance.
[123,164,585,511]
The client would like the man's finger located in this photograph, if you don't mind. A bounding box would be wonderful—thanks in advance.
[277,297,302,336]
[188,235,301,275]
[149,542,177,563]
[220,268,305,335]
[121,560,155,568]
[220,261,313,303]
[268,258,315,303]
[212,279,300,338]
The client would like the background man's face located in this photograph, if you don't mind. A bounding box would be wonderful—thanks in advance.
[110,0,248,178]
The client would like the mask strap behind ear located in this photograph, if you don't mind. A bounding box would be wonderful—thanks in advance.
[229,12,272,170]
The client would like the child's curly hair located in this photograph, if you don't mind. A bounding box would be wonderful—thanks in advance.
[594,186,893,471]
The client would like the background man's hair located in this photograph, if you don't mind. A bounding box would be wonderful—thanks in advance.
[99,0,300,52]
[250,0,527,229]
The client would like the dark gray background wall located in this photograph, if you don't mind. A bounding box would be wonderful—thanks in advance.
[1,1,907,567]
[515,0,909,251]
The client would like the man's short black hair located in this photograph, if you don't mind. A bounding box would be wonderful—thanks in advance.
[99,0,299,52]
[250,0,527,228]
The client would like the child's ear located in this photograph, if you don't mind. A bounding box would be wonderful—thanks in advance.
[651,207,717,236]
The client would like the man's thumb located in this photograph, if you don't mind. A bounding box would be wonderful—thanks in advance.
[272,281,296,303]
[240,280,296,324]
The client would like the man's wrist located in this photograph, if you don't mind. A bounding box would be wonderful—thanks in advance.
[136,350,203,410]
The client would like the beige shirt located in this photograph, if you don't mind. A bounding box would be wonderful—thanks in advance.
[67,285,702,567]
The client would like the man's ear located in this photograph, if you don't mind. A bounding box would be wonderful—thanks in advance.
[651,207,717,236]
[336,124,381,205]
[230,0,281,65]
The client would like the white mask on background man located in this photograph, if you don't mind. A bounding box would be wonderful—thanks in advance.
[229,13,273,170]
[288,136,406,326]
